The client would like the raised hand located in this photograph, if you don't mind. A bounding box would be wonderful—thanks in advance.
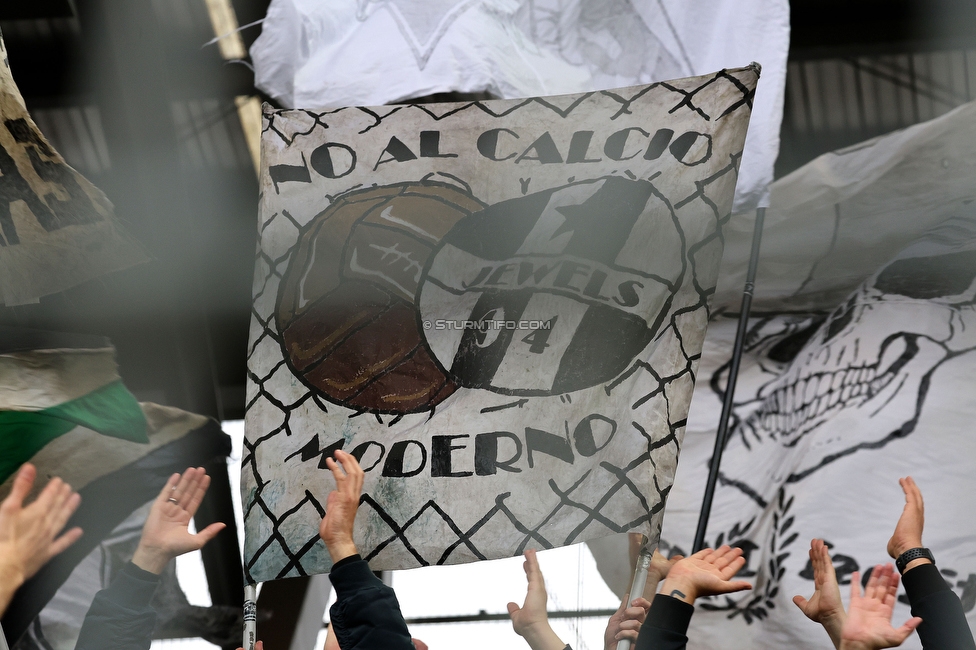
[793,538,846,648]
[132,467,226,574]
[319,450,364,563]
[0,463,83,614]
[0,463,83,579]
[839,565,921,650]
[603,595,651,650]
[659,546,752,605]
[507,549,566,650]
[887,477,925,563]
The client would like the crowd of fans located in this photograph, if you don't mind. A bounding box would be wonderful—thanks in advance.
[1,451,973,650]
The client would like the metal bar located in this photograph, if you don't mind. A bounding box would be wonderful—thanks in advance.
[617,542,651,650]
[398,609,620,625]
[692,207,766,553]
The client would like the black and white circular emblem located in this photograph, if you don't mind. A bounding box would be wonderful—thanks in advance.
[418,176,685,396]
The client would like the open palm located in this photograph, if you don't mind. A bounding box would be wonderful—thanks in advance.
[841,565,921,650]
[133,467,225,574]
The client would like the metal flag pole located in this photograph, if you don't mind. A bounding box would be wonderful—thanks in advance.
[692,207,766,553]
[617,536,651,650]
[244,583,258,650]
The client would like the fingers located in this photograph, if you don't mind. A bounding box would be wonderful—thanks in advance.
[723,555,747,580]
[326,450,364,498]
[629,597,651,612]
[48,526,84,557]
[711,546,745,579]
[716,580,752,594]
[700,545,741,570]
[614,594,629,616]
[819,540,835,577]
[688,547,712,561]
[170,468,204,509]
[523,549,544,588]
[884,568,901,604]
[6,463,37,508]
[906,476,924,511]
[900,476,924,512]
[184,474,212,518]
[336,450,364,494]
[33,476,65,512]
[614,618,642,640]
[506,602,520,618]
[792,594,809,611]
[48,491,81,537]
[155,473,181,504]
[850,571,862,599]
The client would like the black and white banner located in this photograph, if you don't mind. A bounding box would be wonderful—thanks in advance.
[243,67,758,581]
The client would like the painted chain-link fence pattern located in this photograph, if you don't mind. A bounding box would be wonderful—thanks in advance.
[243,67,759,582]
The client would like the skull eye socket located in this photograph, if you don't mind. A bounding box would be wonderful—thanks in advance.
[823,296,857,343]
[874,250,976,300]
[767,318,826,363]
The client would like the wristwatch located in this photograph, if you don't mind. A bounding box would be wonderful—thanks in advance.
[896,547,935,574]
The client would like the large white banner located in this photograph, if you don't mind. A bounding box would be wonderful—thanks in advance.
[242,67,758,582]
[585,100,976,649]
[250,0,788,213]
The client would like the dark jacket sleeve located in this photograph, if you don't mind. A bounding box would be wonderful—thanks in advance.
[902,563,976,650]
[635,594,694,650]
[75,562,160,650]
[328,555,414,650]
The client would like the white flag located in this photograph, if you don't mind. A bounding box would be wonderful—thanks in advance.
[243,67,758,581]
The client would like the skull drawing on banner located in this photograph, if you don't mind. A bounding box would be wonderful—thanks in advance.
[655,218,976,626]
[716,218,976,504]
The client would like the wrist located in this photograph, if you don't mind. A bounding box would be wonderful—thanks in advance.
[132,545,171,575]
[519,620,565,650]
[0,557,26,591]
[890,539,923,559]
[821,611,847,647]
[326,538,358,564]
[903,557,933,573]
[661,578,697,604]
[839,641,872,650]
[896,547,934,574]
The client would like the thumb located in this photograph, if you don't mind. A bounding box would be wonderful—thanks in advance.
[792,594,809,610]
[506,602,520,618]
[194,522,226,547]
[723,581,752,593]
[896,617,923,638]
[617,593,630,613]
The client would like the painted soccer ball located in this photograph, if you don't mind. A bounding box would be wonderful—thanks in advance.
[277,182,485,414]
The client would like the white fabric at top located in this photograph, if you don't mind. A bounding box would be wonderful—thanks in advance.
[250,0,789,212]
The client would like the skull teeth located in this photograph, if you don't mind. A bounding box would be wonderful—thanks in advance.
[748,359,902,438]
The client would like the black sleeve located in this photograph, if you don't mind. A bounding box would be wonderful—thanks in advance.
[902,563,976,650]
[635,594,694,650]
[328,555,414,650]
[74,562,160,650]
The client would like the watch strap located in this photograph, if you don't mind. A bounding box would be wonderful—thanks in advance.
[896,547,935,574]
